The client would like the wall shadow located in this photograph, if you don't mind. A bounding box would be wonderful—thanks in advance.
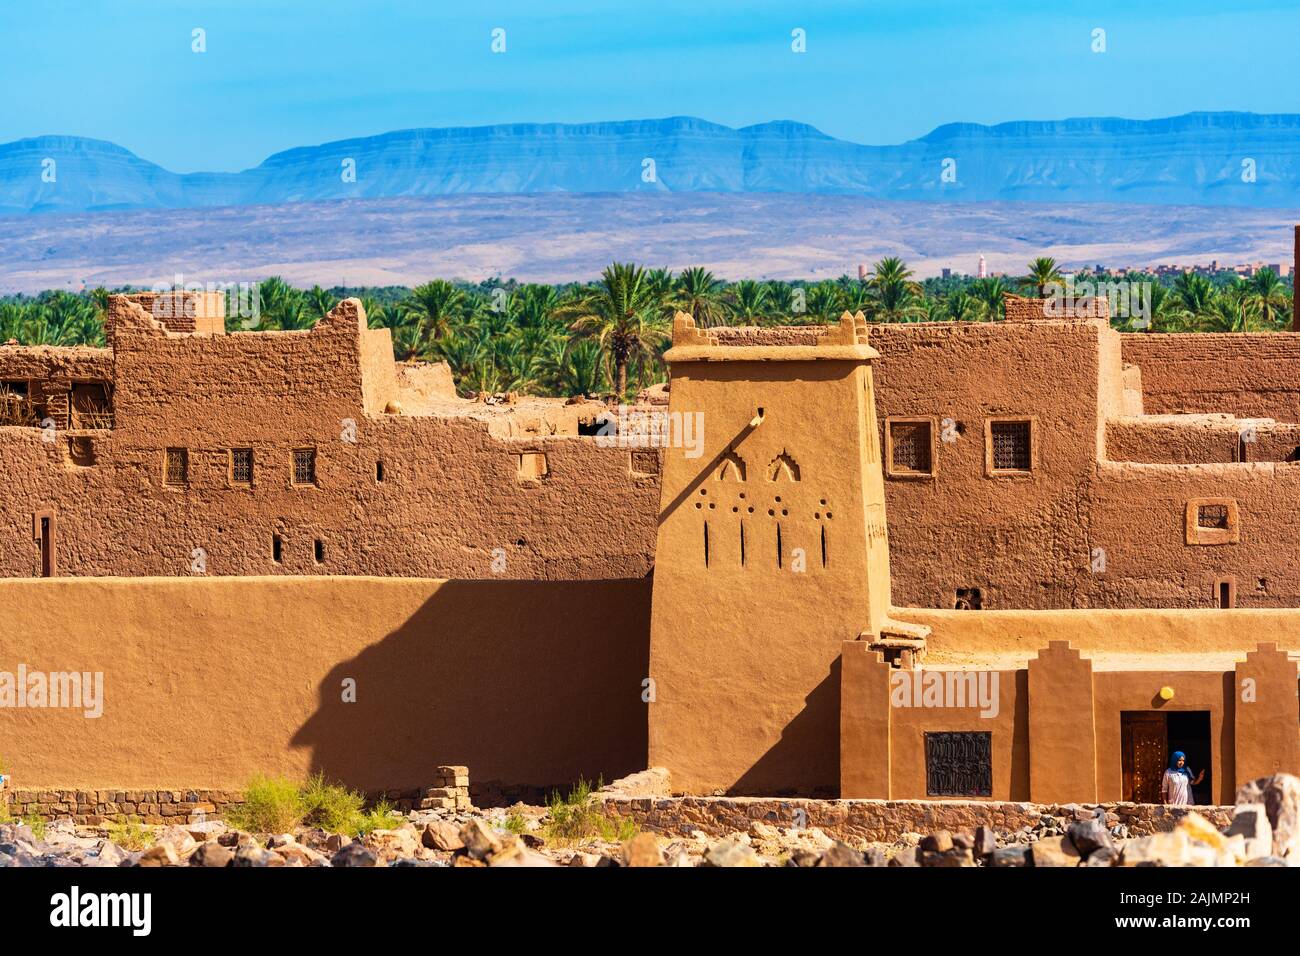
[290,578,651,798]
[730,660,841,798]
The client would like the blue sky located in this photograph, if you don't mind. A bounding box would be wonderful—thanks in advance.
[3,0,1299,172]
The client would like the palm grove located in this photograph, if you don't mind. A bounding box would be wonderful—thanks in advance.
[1,258,1292,400]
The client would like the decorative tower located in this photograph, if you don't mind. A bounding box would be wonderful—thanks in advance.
[978,254,987,279]
[646,312,895,796]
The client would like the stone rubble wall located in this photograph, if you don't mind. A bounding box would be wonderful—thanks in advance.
[2,766,474,825]
[598,795,1233,843]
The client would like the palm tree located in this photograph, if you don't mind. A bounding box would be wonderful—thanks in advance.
[764,281,798,322]
[944,290,983,322]
[970,277,1009,320]
[726,279,769,323]
[556,262,670,398]
[673,267,727,327]
[1171,273,1216,328]
[398,280,466,359]
[1021,257,1063,298]
[307,285,335,322]
[866,257,924,322]
[1246,268,1290,330]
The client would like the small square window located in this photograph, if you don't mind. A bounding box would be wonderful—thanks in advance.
[517,451,548,481]
[986,419,1034,475]
[1186,497,1239,545]
[164,448,188,486]
[293,448,317,485]
[231,448,253,485]
[886,418,935,478]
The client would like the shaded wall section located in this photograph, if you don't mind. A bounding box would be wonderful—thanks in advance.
[0,577,651,792]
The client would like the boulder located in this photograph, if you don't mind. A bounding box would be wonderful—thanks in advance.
[888,846,920,867]
[1030,835,1081,867]
[786,848,821,867]
[422,820,464,852]
[702,839,760,867]
[1233,775,1300,859]
[920,830,953,853]
[1120,832,1190,867]
[232,846,285,867]
[1067,818,1114,858]
[331,843,380,867]
[135,842,180,867]
[990,845,1032,867]
[622,832,665,867]
[816,842,866,867]
[973,826,997,858]
[189,841,233,867]
[459,819,501,861]
[1226,804,1273,860]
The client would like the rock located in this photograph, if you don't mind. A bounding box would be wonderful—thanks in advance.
[888,846,920,867]
[155,825,197,855]
[365,826,421,861]
[864,847,887,867]
[1244,856,1288,867]
[990,845,1032,867]
[135,842,180,867]
[703,839,760,867]
[922,847,976,867]
[1030,835,1081,867]
[787,847,821,867]
[275,843,329,867]
[93,841,131,867]
[973,826,997,858]
[622,832,665,867]
[189,842,233,867]
[1226,804,1273,860]
[1233,775,1300,859]
[920,830,953,853]
[187,821,227,843]
[1120,832,1190,867]
[1067,818,1114,857]
[232,846,285,867]
[1084,847,1119,867]
[459,819,501,861]
[1177,812,1228,851]
[266,833,297,848]
[331,843,380,867]
[488,846,557,867]
[422,820,464,852]
[816,841,866,867]
[325,832,350,853]
[566,852,601,867]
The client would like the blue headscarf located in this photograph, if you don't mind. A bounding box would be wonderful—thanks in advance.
[1168,751,1192,777]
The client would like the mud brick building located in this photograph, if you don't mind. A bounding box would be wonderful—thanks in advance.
[5,233,1300,808]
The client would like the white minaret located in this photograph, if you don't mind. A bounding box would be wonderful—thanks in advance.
[978,254,987,279]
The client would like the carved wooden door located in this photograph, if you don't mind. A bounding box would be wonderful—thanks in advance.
[1121,712,1167,803]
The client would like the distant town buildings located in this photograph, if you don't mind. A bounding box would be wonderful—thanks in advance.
[977,254,987,278]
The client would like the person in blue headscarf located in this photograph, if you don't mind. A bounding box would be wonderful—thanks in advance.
[1160,751,1204,806]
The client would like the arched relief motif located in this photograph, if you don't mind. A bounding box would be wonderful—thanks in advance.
[768,450,801,482]
[716,450,746,482]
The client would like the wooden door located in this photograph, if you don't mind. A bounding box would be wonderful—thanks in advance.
[1122,712,1167,803]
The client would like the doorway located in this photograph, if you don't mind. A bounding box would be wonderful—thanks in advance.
[1121,711,1211,804]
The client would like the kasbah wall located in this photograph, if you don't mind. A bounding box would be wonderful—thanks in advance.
[3,237,1300,802]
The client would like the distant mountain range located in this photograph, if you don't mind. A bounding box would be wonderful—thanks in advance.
[3,112,1300,214]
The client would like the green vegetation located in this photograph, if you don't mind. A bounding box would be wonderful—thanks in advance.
[542,776,637,846]
[500,812,528,835]
[4,258,1292,402]
[106,815,152,850]
[225,773,403,836]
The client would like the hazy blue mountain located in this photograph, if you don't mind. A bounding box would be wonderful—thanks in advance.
[3,112,1299,214]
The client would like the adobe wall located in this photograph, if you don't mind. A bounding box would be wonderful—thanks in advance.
[870,319,1109,609]
[0,576,652,792]
[0,299,659,580]
[1121,333,1300,421]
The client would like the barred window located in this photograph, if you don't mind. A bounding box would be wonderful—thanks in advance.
[889,420,933,475]
[990,420,1032,472]
[293,448,317,485]
[164,447,188,485]
[1198,504,1230,530]
[231,448,253,484]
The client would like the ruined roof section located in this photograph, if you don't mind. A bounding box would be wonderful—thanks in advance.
[1004,292,1110,322]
